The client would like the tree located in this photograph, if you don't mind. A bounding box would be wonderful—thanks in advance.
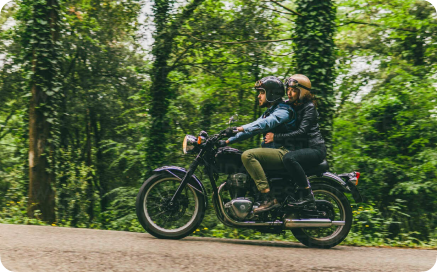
[146,0,206,171]
[19,0,63,223]
[293,0,337,152]
[56,0,144,224]
[333,0,437,240]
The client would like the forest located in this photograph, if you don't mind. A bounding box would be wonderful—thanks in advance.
[0,0,436,247]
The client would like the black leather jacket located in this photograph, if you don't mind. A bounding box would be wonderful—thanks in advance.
[273,101,325,150]
[260,101,296,150]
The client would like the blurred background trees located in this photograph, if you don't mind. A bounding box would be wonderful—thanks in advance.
[0,0,436,245]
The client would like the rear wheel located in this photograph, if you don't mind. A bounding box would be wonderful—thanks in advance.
[291,183,352,248]
[136,173,206,239]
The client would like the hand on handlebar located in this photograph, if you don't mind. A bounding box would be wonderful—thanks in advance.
[217,140,228,147]
[225,127,239,137]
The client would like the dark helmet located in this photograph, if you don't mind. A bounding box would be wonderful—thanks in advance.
[255,76,285,102]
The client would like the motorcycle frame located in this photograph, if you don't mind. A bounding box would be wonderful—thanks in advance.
[159,133,362,229]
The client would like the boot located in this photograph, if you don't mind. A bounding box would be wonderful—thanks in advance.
[253,192,280,214]
[287,187,316,210]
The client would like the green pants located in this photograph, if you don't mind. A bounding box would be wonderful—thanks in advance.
[241,147,288,191]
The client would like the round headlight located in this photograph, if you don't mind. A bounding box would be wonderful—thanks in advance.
[182,135,197,154]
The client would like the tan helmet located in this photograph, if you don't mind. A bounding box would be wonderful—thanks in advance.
[284,74,312,101]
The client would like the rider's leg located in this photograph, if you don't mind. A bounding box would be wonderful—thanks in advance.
[241,148,288,213]
[282,146,325,208]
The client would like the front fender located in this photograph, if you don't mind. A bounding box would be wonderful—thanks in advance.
[309,172,364,203]
[153,166,208,207]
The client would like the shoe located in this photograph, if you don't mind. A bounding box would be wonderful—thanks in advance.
[253,194,280,214]
[253,192,263,206]
[287,188,316,210]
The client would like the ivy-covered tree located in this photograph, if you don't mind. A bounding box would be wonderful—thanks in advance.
[18,0,63,223]
[293,0,337,152]
[333,0,437,240]
[146,0,206,171]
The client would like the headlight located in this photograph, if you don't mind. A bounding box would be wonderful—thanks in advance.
[183,135,197,154]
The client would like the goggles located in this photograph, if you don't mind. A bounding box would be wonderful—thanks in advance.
[254,80,266,92]
[255,80,263,88]
[284,78,311,91]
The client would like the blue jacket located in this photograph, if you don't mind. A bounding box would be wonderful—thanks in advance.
[228,102,296,147]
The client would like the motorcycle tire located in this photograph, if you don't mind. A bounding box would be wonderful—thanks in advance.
[291,183,353,248]
[136,172,206,239]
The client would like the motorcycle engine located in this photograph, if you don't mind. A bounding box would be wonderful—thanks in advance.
[224,173,254,221]
[226,173,249,199]
[224,197,253,221]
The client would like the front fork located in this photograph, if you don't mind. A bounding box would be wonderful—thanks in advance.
[169,150,205,206]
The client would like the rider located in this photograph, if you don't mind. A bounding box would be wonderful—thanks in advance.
[264,74,327,209]
[222,76,296,214]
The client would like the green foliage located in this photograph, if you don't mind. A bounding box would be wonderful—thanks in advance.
[0,0,436,248]
[101,186,143,232]
[293,0,337,150]
[56,147,96,226]
[0,163,46,225]
[332,0,437,244]
[17,0,64,135]
[344,201,436,248]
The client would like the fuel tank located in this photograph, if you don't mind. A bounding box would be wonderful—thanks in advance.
[215,147,245,174]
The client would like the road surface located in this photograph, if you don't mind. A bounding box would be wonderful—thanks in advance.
[0,224,435,272]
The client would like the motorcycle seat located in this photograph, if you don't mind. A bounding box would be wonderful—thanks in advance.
[265,160,329,178]
[303,160,329,176]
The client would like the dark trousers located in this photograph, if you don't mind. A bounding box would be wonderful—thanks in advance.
[282,144,327,188]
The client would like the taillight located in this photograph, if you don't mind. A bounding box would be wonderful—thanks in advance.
[355,172,360,185]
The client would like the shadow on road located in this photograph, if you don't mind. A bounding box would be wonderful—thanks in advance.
[137,232,342,250]
[181,236,341,250]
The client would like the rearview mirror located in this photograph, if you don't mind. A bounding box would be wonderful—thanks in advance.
[228,114,238,125]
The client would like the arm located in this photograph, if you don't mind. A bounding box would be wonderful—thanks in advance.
[273,103,317,143]
[228,107,291,144]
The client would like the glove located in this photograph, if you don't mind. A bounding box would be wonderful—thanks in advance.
[225,127,238,137]
[217,140,227,147]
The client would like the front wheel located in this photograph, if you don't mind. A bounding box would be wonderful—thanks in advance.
[136,172,206,239]
[291,183,353,248]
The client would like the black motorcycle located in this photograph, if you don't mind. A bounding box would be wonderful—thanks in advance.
[136,117,363,248]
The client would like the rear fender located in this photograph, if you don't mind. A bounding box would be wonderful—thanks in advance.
[153,166,208,207]
[309,172,364,203]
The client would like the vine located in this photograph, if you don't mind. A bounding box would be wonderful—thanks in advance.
[16,0,64,222]
[293,0,337,153]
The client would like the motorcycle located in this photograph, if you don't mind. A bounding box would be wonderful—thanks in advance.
[136,116,364,248]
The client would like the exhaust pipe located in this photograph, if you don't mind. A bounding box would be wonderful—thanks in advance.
[216,183,283,227]
[285,218,345,229]
[216,183,345,229]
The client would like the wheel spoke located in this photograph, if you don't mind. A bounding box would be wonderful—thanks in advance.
[301,190,345,240]
[146,203,160,209]
[143,177,200,232]
[162,212,172,227]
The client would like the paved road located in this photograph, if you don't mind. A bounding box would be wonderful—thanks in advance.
[0,224,435,272]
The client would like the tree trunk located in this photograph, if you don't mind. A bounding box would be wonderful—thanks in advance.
[251,58,261,147]
[146,0,205,171]
[293,0,337,154]
[27,0,61,223]
[200,99,214,131]
[28,81,56,223]
[90,111,107,213]
[58,88,69,221]
[85,108,95,224]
